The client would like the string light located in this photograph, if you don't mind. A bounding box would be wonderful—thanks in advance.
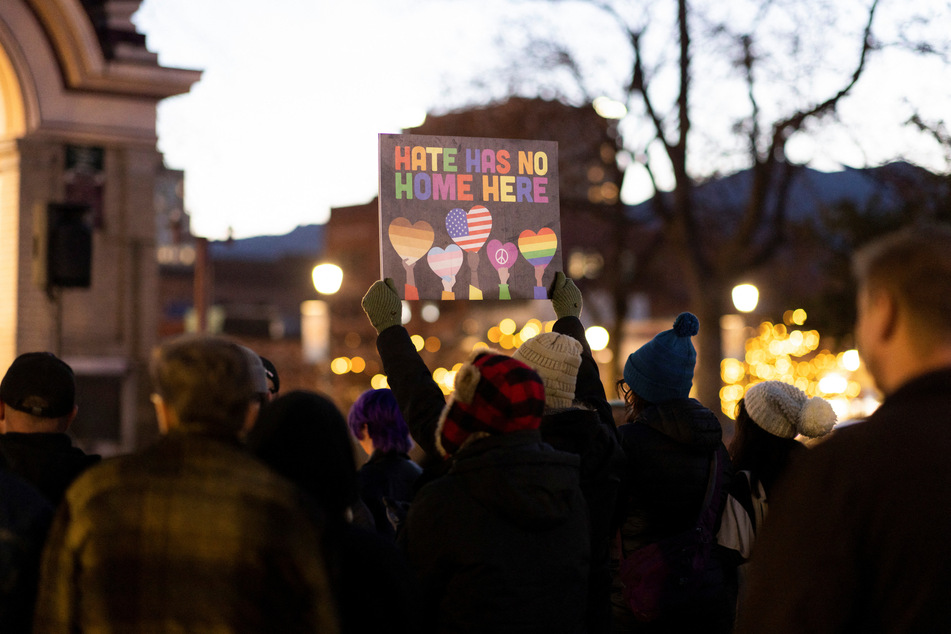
[720,316,871,421]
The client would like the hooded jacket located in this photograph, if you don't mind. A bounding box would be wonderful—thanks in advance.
[401,429,589,634]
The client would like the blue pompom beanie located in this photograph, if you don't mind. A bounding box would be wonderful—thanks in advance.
[623,312,699,404]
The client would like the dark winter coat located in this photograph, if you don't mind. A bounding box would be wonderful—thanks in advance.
[379,317,625,632]
[544,315,627,634]
[249,391,420,634]
[0,457,53,633]
[401,429,590,634]
[543,406,626,633]
[357,449,422,540]
[739,368,951,633]
[614,398,734,632]
[0,432,100,505]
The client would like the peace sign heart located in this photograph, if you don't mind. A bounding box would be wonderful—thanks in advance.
[445,205,493,253]
[487,239,518,271]
[388,217,435,265]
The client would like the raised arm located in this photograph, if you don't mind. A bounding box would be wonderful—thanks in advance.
[549,272,613,433]
[362,279,447,460]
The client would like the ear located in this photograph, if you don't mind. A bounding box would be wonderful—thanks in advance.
[876,289,900,342]
[61,405,79,432]
[151,394,171,435]
[240,400,261,436]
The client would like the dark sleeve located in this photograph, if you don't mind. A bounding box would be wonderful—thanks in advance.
[376,325,447,461]
[552,316,614,434]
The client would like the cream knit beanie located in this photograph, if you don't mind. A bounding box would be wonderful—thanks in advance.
[512,332,583,410]
[744,380,837,439]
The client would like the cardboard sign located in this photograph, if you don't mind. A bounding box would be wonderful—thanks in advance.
[379,133,561,300]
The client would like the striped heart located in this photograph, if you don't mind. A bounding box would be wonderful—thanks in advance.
[518,228,558,267]
[388,217,434,265]
[427,244,464,280]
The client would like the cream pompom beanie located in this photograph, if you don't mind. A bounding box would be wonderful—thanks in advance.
[512,332,583,410]
[744,380,837,439]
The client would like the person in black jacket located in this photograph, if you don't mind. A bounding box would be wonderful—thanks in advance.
[512,272,627,634]
[0,352,99,506]
[362,279,590,633]
[613,312,734,633]
[248,390,420,634]
[348,388,422,541]
[0,452,52,633]
[718,380,836,621]
[739,225,951,633]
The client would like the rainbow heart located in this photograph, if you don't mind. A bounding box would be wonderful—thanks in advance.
[446,205,493,253]
[427,244,464,280]
[486,239,518,271]
[388,217,434,265]
[518,228,558,266]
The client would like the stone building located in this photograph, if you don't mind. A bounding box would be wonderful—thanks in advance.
[0,0,199,452]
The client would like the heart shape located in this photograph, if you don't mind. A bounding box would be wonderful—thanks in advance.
[388,217,434,265]
[445,205,493,253]
[486,239,518,271]
[427,244,464,280]
[518,228,558,266]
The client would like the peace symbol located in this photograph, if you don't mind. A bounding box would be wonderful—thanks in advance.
[495,249,510,266]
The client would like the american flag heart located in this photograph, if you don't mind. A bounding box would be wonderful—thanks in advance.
[445,205,493,253]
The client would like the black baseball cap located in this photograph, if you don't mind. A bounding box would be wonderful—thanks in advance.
[0,352,76,418]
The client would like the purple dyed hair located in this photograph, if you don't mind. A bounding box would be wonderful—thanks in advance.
[347,388,413,454]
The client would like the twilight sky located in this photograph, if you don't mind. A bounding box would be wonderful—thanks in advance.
[133,0,950,240]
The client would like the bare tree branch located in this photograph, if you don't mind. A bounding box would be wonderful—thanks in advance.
[770,0,880,144]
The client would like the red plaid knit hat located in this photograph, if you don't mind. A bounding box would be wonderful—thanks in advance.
[435,351,545,458]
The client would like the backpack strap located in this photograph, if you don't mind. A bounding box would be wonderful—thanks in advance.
[696,445,728,536]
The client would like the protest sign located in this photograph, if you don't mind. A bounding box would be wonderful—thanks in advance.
[379,133,561,300]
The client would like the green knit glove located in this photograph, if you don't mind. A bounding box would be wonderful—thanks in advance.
[551,271,582,319]
[362,279,403,334]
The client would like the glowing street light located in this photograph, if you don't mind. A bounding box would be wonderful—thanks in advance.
[585,326,610,351]
[732,284,759,313]
[312,263,343,295]
[593,96,628,119]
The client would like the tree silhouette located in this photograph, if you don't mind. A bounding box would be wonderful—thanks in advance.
[483,0,950,429]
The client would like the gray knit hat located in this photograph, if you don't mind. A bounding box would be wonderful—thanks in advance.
[512,332,582,410]
[744,381,837,439]
[238,345,269,396]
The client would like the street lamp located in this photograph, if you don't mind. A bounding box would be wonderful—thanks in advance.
[302,263,343,366]
[312,263,343,295]
[732,284,759,313]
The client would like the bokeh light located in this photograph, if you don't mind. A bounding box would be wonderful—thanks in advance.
[585,326,610,351]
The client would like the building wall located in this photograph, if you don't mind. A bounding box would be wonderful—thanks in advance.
[0,0,199,453]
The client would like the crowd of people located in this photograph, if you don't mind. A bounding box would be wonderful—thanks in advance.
[0,224,949,632]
